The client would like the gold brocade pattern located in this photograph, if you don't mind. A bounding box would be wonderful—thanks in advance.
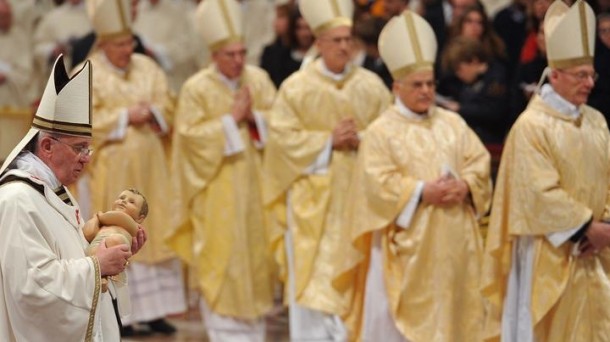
[482,96,610,341]
[166,65,277,319]
[263,61,392,315]
[85,52,176,264]
[334,107,491,341]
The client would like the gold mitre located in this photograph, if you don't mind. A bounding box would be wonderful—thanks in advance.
[87,0,132,41]
[544,0,595,69]
[299,0,354,36]
[379,10,437,80]
[0,55,92,175]
[195,0,243,52]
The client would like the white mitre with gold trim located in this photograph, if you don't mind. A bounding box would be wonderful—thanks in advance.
[196,0,243,52]
[87,0,132,41]
[299,0,353,36]
[379,10,437,80]
[544,0,595,69]
[0,55,92,175]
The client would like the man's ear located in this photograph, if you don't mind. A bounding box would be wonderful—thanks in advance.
[38,136,53,155]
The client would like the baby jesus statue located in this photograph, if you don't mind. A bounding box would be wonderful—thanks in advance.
[83,188,148,292]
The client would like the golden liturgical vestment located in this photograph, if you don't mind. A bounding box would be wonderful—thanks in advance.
[263,60,392,315]
[86,52,175,264]
[482,95,610,341]
[334,106,492,341]
[167,65,277,319]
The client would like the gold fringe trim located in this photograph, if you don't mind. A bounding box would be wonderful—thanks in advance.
[31,116,92,136]
[85,256,102,342]
[313,18,352,36]
[391,62,433,80]
[208,36,244,52]
[548,56,594,69]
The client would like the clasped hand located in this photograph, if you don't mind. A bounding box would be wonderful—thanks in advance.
[422,175,470,207]
[332,118,359,150]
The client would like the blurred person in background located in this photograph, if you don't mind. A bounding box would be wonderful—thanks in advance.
[437,37,508,179]
[351,15,393,89]
[167,0,277,340]
[33,0,90,96]
[483,2,610,340]
[511,20,546,122]
[261,2,314,88]
[263,0,392,340]
[0,0,35,108]
[133,0,200,92]
[82,0,185,336]
[588,12,610,124]
[335,10,491,341]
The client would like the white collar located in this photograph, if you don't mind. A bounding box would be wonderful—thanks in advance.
[215,65,240,91]
[395,97,429,121]
[318,59,351,82]
[15,152,62,189]
[100,51,128,76]
[540,84,580,119]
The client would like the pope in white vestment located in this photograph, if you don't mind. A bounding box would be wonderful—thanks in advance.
[0,56,127,342]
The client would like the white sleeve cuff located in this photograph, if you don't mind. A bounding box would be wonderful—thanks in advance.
[546,226,582,248]
[107,109,129,141]
[396,181,424,229]
[150,106,169,135]
[303,138,332,175]
[221,114,245,156]
[252,111,268,149]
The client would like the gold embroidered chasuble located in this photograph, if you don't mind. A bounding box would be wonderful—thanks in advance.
[166,65,277,319]
[87,51,176,264]
[334,106,491,341]
[263,60,392,315]
[482,95,610,341]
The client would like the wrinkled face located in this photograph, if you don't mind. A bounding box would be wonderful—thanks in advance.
[394,70,436,114]
[461,11,484,39]
[100,35,134,69]
[40,133,92,186]
[383,0,407,17]
[599,18,610,49]
[112,190,144,221]
[456,59,486,84]
[295,17,314,50]
[316,26,353,73]
[550,64,596,106]
[213,42,247,80]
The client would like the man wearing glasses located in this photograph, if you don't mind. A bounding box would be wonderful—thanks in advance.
[0,55,145,341]
[483,1,610,341]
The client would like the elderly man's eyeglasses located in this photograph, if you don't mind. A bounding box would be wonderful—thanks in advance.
[50,137,93,157]
[557,70,599,82]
